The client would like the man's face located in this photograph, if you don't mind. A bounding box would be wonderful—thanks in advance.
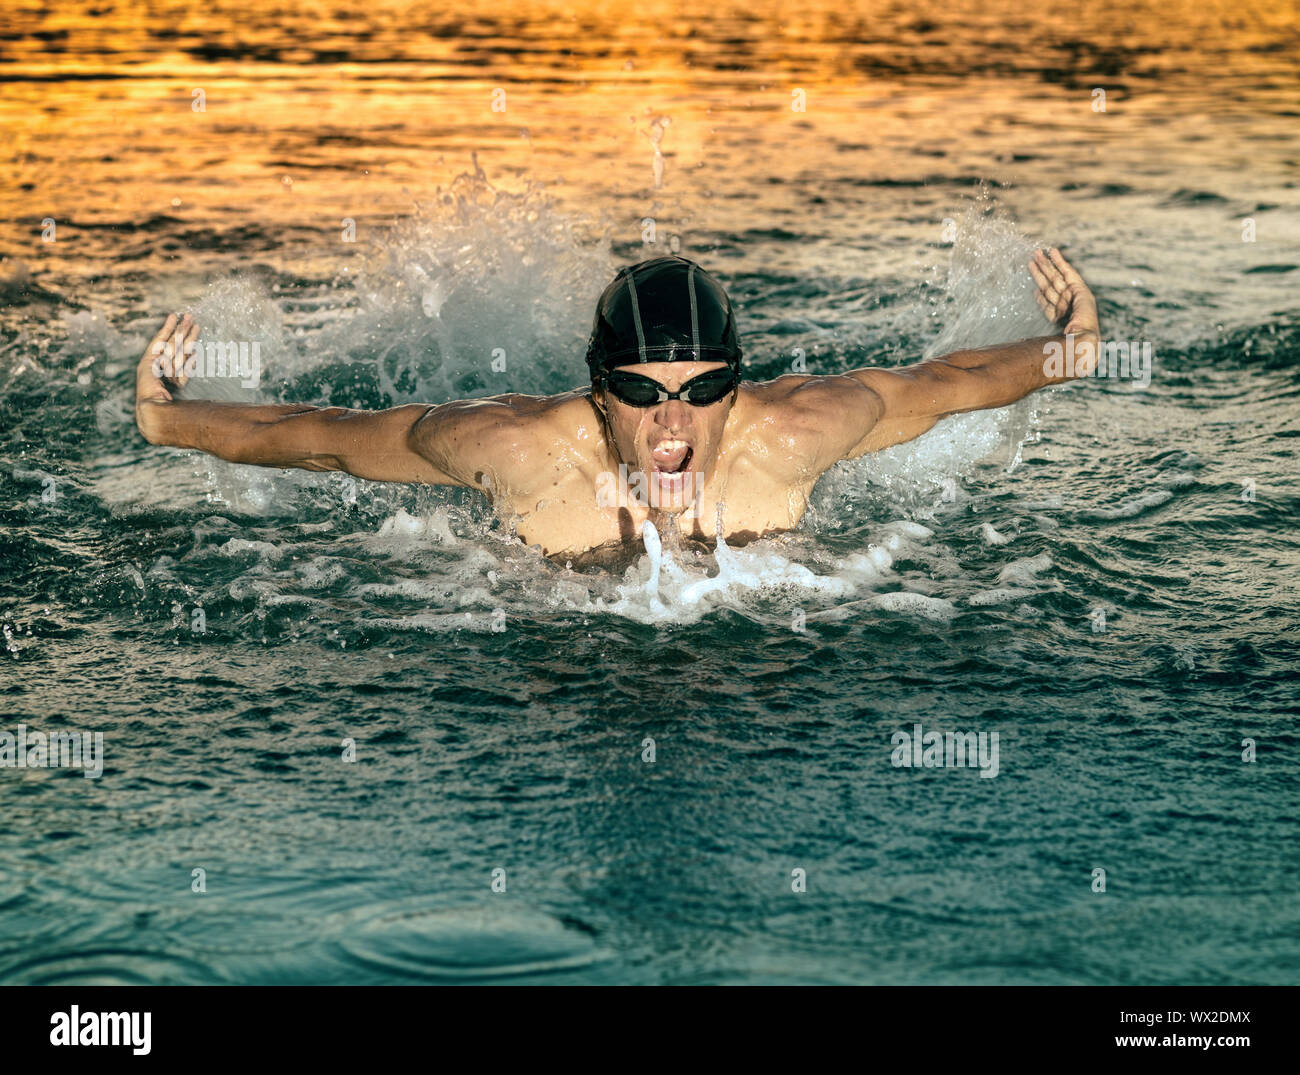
[597,361,735,514]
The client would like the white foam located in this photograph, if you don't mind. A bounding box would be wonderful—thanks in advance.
[996,553,1053,586]
[979,522,1014,545]
[217,537,286,560]
[869,591,958,620]
[294,557,349,589]
[586,519,938,625]
[375,508,457,544]
[968,587,1035,607]
[1087,489,1174,519]
[370,611,504,634]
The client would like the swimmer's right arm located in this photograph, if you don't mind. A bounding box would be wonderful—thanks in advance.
[134,314,521,489]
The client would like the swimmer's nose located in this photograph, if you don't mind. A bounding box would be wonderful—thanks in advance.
[653,398,689,430]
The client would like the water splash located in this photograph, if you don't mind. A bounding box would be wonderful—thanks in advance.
[107,178,1082,628]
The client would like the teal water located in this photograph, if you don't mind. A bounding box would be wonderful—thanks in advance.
[1,0,1298,984]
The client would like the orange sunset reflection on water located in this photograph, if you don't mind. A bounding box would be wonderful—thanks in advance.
[2,0,1297,295]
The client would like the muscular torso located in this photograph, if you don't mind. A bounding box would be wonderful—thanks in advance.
[468,383,844,563]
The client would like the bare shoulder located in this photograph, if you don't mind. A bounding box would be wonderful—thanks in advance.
[732,374,883,466]
[410,389,602,494]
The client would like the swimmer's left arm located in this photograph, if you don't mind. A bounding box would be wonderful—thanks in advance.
[840,247,1100,457]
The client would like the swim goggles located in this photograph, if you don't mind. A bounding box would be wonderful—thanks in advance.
[602,366,739,407]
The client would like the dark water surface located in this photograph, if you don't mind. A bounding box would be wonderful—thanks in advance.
[1,0,1298,984]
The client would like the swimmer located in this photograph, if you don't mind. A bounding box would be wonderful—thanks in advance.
[136,249,1099,560]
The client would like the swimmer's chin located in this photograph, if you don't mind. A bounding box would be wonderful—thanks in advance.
[645,466,705,515]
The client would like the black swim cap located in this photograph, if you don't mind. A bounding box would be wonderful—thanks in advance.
[585,255,742,382]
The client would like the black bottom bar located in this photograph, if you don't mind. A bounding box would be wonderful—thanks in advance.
[4,985,1293,1061]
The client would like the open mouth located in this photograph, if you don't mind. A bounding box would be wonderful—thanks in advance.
[650,440,693,476]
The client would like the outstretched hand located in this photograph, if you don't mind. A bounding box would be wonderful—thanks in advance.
[135,313,198,405]
[1029,248,1099,340]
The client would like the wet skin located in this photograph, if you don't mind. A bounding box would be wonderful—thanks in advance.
[136,250,1100,561]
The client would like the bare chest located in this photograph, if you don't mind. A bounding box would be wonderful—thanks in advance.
[504,457,814,559]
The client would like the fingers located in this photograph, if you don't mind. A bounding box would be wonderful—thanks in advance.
[1028,252,1055,294]
[146,312,199,385]
[1029,249,1065,320]
[173,315,199,388]
[1047,246,1084,288]
[153,313,178,344]
[147,314,178,366]
[1034,247,1083,297]
[1033,289,1055,321]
